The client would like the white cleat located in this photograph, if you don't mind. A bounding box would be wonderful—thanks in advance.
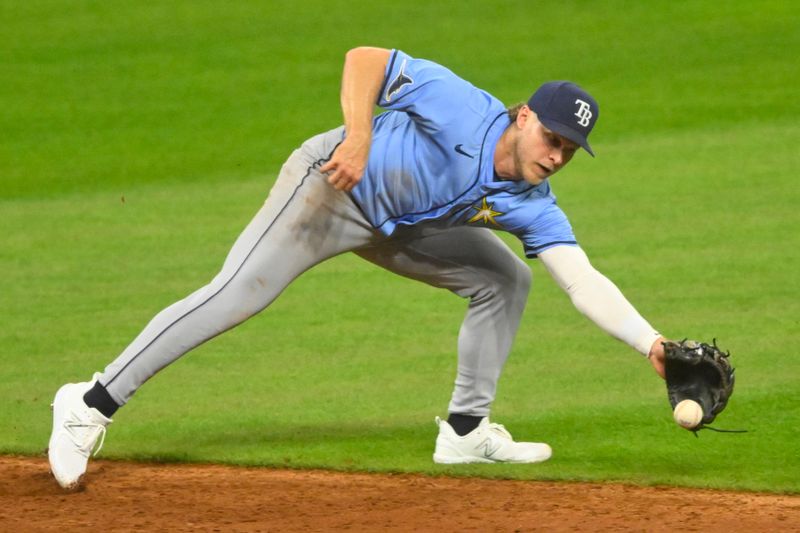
[433,416,552,464]
[48,375,112,490]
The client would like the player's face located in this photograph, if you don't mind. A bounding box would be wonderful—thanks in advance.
[514,108,579,185]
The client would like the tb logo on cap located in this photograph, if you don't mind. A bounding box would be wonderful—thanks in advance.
[574,99,593,127]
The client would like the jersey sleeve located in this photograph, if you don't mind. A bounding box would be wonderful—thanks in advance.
[377,49,480,133]
[520,203,578,258]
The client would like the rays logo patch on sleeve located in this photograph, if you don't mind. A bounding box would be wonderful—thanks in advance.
[467,197,504,227]
[385,58,413,102]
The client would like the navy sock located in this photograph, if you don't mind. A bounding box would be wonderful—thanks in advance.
[447,413,482,436]
[83,381,120,418]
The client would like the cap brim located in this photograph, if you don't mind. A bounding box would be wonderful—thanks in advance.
[539,118,595,157]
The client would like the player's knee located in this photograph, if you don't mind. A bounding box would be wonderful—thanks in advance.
[495,255,531,296]
[511,257,532,294]
[470,256,531,304]
[212,271,276,322]
[503,259,532,311]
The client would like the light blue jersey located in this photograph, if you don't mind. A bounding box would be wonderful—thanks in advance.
[349,49,577,258]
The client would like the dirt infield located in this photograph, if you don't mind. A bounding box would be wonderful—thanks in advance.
[2,456,798,532]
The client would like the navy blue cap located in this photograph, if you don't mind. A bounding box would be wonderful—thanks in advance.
[528,81,599,156]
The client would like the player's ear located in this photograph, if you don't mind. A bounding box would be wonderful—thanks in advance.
[516,105,533,129]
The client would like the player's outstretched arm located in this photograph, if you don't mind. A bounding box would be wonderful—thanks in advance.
[538,245,666,379]
[321,46,391,192]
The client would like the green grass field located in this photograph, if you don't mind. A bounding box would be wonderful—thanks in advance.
[2,1,798,493]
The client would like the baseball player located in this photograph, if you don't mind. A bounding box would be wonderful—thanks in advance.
[48,47,668,488]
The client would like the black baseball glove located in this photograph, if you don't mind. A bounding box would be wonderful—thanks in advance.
[663,339,735,427]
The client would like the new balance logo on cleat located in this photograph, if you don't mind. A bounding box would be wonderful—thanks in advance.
[477,436,501,458]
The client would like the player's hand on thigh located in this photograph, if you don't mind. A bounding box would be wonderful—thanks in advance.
[320,134,370,191]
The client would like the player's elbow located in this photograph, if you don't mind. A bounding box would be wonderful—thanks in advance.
[347,46,391,56]
[345,46,392,65]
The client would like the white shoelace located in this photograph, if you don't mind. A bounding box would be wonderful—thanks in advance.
[487,422,513,440]
[64,417,107,457]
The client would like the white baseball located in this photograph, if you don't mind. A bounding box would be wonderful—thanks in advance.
[673,399,704,429]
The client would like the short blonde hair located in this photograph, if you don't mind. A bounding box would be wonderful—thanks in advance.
[506,102,525,121]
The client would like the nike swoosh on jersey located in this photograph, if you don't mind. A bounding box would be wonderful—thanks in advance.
[454,144,475,158]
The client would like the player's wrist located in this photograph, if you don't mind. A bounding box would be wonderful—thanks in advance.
[343,126,372,142]
[647,336,667,379]
[648,336,666,359]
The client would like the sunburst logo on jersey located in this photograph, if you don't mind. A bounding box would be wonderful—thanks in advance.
[467,197,504,227]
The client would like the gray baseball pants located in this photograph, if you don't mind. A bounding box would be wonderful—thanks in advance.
[99,127,531,417]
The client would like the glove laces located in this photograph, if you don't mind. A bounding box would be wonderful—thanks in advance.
[691,425,748,437]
